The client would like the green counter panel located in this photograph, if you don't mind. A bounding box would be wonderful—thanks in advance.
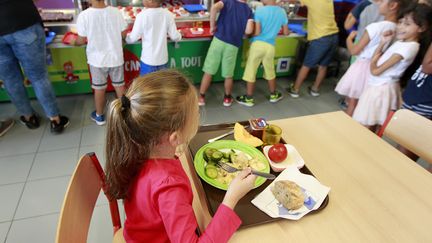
[0,37,301,102]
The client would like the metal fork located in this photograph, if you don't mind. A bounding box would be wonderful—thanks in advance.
[217,161,276,180]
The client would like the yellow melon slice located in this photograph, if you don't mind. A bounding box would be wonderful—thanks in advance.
[234,123,263,147]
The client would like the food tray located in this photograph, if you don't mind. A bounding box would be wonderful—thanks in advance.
[188,121,329,228]
[183,4,207,12]
[61,32,78,45]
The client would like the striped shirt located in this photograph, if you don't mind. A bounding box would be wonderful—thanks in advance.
[402,103,432,119]
[402,65,432,119]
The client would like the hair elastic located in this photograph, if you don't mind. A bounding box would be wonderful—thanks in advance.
[121,95,131,109]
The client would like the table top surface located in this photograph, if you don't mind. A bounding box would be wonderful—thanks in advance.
[180,111,432,243]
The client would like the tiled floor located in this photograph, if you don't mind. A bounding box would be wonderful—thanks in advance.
[0,74,427,243]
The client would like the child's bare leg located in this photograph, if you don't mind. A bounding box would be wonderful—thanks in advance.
[199,72,212,95]
[311,65,328,91]
[397,145,419,161]
[224,77,233,96]
[114,85,125,98]
[94,89,106,115]
[345,97,358,116]
[293,65,310,91]
[246,81,255,96]
[267,78,276,93]
[365,124,377,132]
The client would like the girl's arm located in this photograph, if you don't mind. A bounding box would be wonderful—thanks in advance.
[370,53,403,76]
[344,12,357,30]
[421,43,432,74]
[346,30,370,56]
[156,177,241,243]
[370,31,401,76]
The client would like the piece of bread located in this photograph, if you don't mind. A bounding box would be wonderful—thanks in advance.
[271,180,305,210]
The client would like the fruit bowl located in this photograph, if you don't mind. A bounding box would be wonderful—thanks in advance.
[263,144,305,172]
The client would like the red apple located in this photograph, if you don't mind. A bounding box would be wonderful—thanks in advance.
[268,144,288,163]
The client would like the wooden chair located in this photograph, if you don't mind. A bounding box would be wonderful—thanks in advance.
[378,109,432,164]
[56,153,126,243]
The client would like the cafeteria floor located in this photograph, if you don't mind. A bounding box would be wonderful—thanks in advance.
[0,73,428,243]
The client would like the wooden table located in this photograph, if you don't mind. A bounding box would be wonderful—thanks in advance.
[179,111,432,243]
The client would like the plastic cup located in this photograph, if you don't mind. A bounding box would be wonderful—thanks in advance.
[262,124,282,145]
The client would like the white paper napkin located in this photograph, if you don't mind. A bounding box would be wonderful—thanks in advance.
[251,166,331,220]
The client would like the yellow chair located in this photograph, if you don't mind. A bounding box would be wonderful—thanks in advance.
[56,153,126,243]
[380,109,432,164]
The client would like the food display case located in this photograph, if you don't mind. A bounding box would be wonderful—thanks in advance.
[0,0,307,101]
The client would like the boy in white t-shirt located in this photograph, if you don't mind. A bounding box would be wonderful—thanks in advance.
[74,0,127,125]
[126,0,182,75]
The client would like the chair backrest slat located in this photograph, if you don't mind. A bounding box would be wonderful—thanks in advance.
[383,109,432,164]
[56,155,103,243]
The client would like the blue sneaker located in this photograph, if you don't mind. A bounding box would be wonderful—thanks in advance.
[91,111,106,125]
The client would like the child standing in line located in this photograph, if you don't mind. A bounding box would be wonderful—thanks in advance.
[198,0,254,107]
[353,6,428,131]
[75,0,127,125]
[235,0,289,107]
[126,0,182,75]
[105,70,257,242]
[286,0,339,98]
[335,0,407,116]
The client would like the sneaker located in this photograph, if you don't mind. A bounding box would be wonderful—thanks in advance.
[286,84,300,98]
[0,119,14,137]
[235,95,255,107]
[50,115,70,134]
[91,111,106,125]
[338,97,348,110]
[223,95,233,107]
[269,91,283,103]
[198,94,205,106]
[20,114,40,129]
[308,86,320,97]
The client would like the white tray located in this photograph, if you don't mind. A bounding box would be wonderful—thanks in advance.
[263,144,305,172]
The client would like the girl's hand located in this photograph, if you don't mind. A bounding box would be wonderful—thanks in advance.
[380,30,394,45]
[348,31,357,41]
[222,168,257,209]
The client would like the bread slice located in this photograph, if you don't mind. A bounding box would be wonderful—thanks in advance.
[271,180,305,210]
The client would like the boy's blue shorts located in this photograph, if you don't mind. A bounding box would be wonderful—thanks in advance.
[140,62,168,76]
[303,33,339,68]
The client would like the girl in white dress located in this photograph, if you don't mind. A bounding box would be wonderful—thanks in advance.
[335,0,406,116]
[353,5,431,131]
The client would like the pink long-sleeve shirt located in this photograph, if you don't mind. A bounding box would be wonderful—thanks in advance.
[123,158,242,243]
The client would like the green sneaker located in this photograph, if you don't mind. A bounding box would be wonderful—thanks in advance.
[236,95,255,107]
[286,84,300,98]
[269,91,283,103]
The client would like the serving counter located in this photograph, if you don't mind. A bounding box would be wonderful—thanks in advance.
[0,4,306,102]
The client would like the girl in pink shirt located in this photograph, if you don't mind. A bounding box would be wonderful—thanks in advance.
[105,70,257,242]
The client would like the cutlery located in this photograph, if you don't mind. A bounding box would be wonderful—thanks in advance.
[216,161,276,180]
[207,125,249,143]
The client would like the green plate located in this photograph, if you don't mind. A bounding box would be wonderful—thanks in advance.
[194,140,270,190]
